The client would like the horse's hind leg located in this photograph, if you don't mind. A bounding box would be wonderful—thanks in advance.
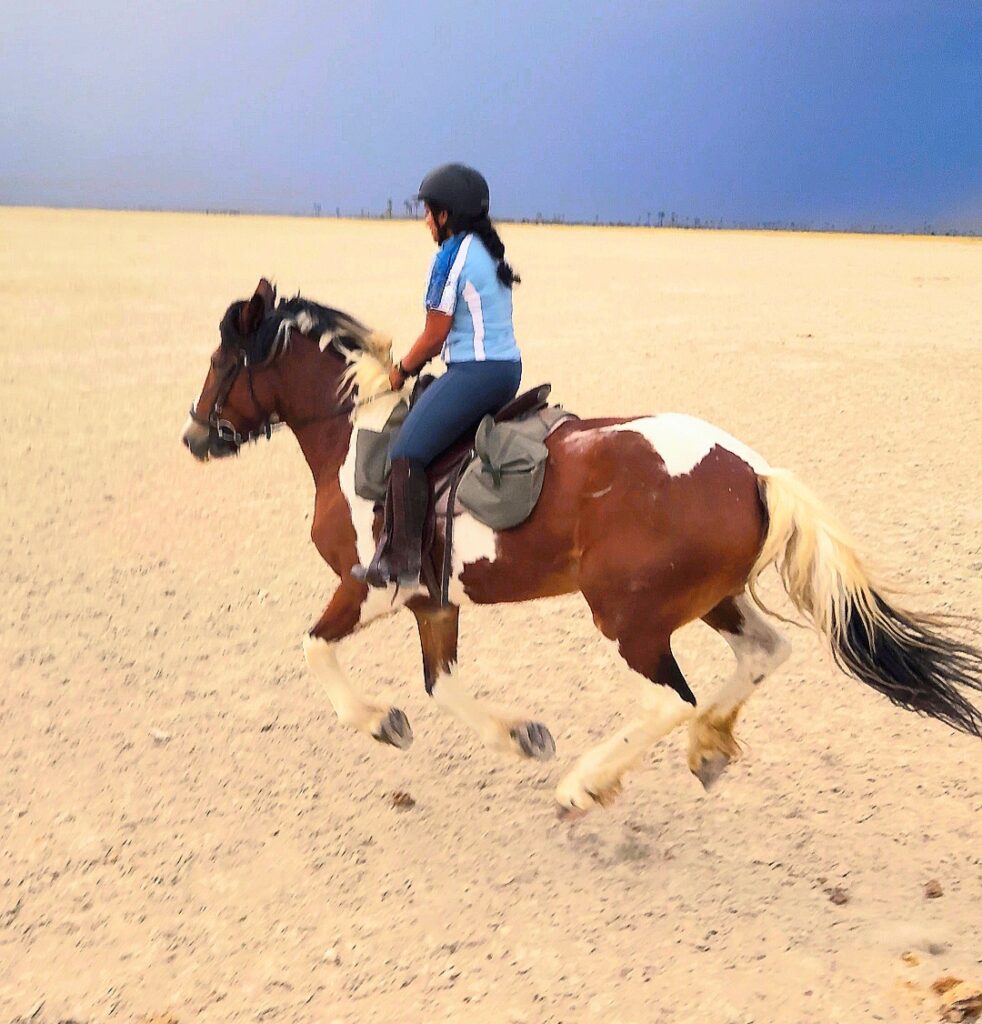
[410,601,556,761]
[688,591,791,789]
[304,581,413,749]
[555,589,697,816]
[555,648,695,817]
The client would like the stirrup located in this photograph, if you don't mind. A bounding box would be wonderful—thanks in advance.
[352,555,392,588]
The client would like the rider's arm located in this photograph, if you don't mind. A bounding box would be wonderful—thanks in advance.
[390,310,452,388]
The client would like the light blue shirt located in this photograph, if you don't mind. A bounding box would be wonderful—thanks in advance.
[424,233,521,363]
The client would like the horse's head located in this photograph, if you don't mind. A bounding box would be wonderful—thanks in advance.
[182,279,394,461]
[181,278,292,460]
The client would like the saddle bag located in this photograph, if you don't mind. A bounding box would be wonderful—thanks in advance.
[456,411,562,530]
[354,400,408,502]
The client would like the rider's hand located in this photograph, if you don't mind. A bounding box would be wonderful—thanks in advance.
[389,363,407,391]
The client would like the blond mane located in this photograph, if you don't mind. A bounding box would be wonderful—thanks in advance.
[337,331,409,409]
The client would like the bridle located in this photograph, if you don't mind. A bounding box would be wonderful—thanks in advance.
[188,346,283,448]
[189,322,362,451]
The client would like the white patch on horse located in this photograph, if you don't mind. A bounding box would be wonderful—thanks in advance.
[356,580,410,626]
[560,430,601,453]
[607,413,769,477]
[447,514,498,604]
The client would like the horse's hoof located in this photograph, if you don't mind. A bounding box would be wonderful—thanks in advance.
[510,721,556,761]
[373,708,413,750]
[556,801,588,822]
[555,772,611,818]
[693,752,730,790]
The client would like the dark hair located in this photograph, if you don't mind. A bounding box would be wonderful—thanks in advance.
[428,203,521,289]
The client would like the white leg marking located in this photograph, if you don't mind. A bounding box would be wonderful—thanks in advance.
[556,685,695,812]
[706,594,790,717]
[304,634,411,749]
[687,593,790,783]
[431,668,508,748]
[304,634,377,729]
[430,668,552,759]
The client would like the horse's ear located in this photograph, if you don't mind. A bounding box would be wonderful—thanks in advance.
[237,279,276,335]
[238,294,265,335]
[255,278,276,308]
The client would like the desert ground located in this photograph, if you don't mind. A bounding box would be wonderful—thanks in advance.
[1,207,980,1024]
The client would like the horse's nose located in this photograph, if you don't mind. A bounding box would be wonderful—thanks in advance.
[181,415,211,459]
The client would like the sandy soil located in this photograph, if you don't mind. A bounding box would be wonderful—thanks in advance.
[1,207,980,1024]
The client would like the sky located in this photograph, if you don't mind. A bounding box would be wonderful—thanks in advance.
[1,1,980,232]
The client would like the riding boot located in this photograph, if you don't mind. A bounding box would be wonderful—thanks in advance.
[353,458,429,589]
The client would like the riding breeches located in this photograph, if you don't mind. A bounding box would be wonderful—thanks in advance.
[389,359,523,466]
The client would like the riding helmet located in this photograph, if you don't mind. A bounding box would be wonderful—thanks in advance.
[417,163,490,219]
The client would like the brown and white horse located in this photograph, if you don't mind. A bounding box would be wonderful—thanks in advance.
[181,281,982,817]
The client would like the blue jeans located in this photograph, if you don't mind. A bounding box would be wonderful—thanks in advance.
[390,359,523,466]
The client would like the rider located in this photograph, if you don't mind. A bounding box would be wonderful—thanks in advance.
[355,163,523,589]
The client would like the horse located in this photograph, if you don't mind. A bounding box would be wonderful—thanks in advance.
[181,279,982,817]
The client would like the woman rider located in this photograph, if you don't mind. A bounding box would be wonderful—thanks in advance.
[355,163,523,589]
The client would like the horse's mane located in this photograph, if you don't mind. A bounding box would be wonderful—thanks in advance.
[230,291,396,402]
[263,295,389,358]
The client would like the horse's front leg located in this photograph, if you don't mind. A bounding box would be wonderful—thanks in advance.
[410,600,556,761]
[304,581,413,749]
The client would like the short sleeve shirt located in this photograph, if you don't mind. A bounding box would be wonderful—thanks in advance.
[424,233,521,363]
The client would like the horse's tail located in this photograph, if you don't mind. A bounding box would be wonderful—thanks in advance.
[749,467,982,738]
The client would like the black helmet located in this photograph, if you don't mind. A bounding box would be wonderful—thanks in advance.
[417,163,490,219]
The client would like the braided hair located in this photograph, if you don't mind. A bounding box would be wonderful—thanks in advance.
[429,204,521,289]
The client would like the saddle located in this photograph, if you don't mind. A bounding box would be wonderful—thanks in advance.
[356,381,574,604]
[416,377,554,485]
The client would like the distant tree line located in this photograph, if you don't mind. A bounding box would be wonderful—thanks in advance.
[301,198,976,237]
[170,199,979,238]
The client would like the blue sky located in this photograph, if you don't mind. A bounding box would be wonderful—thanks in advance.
[2,1,980,231]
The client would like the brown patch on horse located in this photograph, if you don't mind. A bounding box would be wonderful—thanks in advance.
[703,595,747,635]
[409,601,459,694]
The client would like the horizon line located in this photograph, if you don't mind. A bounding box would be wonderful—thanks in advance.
[2,201,979,241]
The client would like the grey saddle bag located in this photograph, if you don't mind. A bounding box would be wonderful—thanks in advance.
[456,406,573,530]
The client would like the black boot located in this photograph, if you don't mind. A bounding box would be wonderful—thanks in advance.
[353,458,429,589]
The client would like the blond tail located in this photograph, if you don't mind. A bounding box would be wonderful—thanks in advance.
[749,468,982,738]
